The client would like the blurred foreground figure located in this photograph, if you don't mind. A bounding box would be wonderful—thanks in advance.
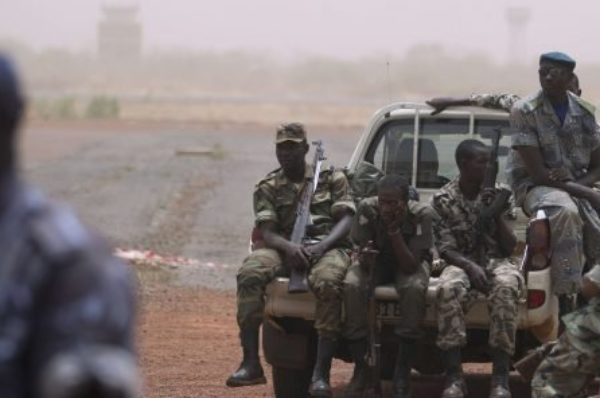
[0,54,139,397]
[531,264,600,397]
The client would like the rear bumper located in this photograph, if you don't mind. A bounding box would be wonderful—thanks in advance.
[264,267,557,340]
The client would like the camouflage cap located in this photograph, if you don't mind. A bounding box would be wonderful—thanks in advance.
[540,51,576,71]
[275,123,307,144]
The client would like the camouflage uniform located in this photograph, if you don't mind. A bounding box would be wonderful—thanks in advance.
[471,93,521,112]
[0,179,137,398]
[531,264,600,398]
[237,164,355,337]
[432,178,523,355]
[508,90,600,294]
[343,199,436,340]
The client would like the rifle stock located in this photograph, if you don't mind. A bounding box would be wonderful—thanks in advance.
[288,140,325,294]
[363,245,382,397]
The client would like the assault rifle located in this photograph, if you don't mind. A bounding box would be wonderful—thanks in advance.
[476,129,512,266]
[288,140,326,293]
[363,242,382,397]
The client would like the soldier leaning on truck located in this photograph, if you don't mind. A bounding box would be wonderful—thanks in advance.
[343,174,437,398]
[426,73,581,115]
[432,139,523,398]
[225,123,356,398]
[531,263,600,397]
[507,52,600,311]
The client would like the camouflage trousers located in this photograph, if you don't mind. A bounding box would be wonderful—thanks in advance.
[531,332,600,398]
[523,186,600,295]
[236,247,350,338]
[343,259,429,340]
[435,259,523,355]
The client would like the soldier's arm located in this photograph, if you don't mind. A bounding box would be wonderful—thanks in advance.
[252,179,309,268]
[511,106,599,200]
[308,170,355,254]
[432,197,489,292]
[427,97,473,115]
[388,226,418,274]
[471,93,520,112]
[427,93,520,115]
[582,265,600,299]
[575,119,600,187]
[392,202,437,274]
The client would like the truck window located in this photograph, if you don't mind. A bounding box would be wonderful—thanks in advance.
[474,119,512,184]
[366,117,511,188]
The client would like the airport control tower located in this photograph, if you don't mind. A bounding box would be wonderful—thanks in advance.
[97,5,142,61]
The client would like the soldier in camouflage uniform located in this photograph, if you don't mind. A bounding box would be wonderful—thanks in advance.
[432,140,522,398]
[0,55,139,398]
[226,123,355,397]
[508,52,600,306]
[531,263,600,397]
[343,174,437,397]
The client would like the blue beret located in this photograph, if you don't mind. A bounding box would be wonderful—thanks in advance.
[540,52,576,70]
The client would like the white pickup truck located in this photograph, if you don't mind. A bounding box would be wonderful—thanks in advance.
[261,102,557,398]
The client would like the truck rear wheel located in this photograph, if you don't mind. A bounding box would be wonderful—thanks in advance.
[272,366,312,398]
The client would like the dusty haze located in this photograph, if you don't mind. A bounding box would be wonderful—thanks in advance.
[1,0,598,62]
[1,0,599,124]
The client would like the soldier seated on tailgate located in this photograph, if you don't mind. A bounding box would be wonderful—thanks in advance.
[431,140,522,398]
[342,174,437,398]
[0,55,139,397]
[226,123,356,398]
[509,52,600,316]
[531,263,600,397]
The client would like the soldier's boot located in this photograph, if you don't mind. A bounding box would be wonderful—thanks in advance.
[441,348,467,398]
[344,338,369,397]
[225,327,266,387]
[309,336,337,398]
[489,348,511,398]
[392,338,416,398]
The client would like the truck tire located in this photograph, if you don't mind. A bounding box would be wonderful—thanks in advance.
[272,366,312,398]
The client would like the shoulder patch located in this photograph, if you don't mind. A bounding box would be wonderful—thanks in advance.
[521,92,543,113]
[256,168,281,188]
[573,95,596,115]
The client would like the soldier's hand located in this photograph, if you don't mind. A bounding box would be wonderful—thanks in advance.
[587,192,600,211]
[548,168,572,183]
[481,187,496,206]
[285,243,310,271]
[426,98,452,116]
[304,242,326,263]
[381,205,406,232]
[358,241,379,272]
[465,263,490,294]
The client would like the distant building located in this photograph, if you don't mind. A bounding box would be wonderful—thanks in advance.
[97,5,142,61]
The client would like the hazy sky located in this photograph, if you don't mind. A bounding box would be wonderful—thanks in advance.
[1,0,599,64]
